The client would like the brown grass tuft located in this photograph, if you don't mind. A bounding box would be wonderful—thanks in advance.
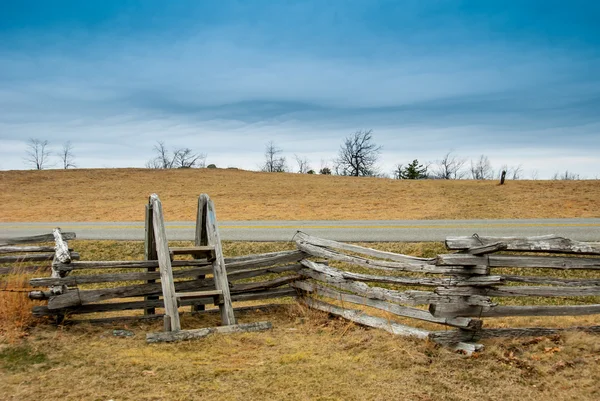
[0,267,43,342]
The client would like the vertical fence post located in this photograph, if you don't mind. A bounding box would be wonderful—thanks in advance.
[191,194,210,312]
[144,201,158,315]
[150,194,181,332]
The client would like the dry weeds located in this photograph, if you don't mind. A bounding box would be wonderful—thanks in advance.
[1,240,599,400]
[1,168,598,221]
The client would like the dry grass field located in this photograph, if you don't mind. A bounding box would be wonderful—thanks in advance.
[2,240,599,400]
[1,168,599,222]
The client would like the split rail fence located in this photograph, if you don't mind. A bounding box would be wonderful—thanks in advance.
[2,194,598,352]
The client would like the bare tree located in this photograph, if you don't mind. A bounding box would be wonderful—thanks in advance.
[552,170,580,180]
[294,154,311,173]
[146,141,205,169]
[335,130,382,177]
[173,148,206,168]
[530,169,539,180]
[432,151,467,179]
[470,155,494,180]
[59,141,76,169]
[24,138,51,170]
[392,164,403,179]
[261,141,287,172]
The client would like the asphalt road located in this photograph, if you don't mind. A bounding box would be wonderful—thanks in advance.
[1,219,599,242]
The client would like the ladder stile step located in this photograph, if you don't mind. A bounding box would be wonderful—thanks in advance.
[175,290,223,298]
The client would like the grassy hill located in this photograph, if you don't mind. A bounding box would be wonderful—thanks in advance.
[0,168,598,221]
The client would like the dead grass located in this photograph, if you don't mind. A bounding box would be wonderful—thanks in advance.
[0,267,43,343]
[1,168,598,221]
[0,307,599,400]
[1,240,599,400]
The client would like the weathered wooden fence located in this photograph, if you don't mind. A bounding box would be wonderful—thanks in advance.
[27,196,304,325]
[11,194,599,353]
[293,232,600,353]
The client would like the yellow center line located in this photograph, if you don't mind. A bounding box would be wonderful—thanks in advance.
[1,223,599,230]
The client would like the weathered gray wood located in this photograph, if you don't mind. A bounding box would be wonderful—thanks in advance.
[46,274,299,309]
[146,321,273,343]
[478,325,600,339]
[227,264,302,281]
[32,264,299,287]
[195,193,209,247]
[295,232,435,264]
[430,303,600,318]
[53,259,210,272]
[301,296,431,339]
[191,194,209,312]
[466,242,507,255]
[33,287,297,316]
[144,202,158,315]
[0,245,59,254]
[176,290,223,298]
[446,235,600,255]
[435,285,600,298]
[292,280,481,330]
[437,253,600,270]
[225,250,305,271]
[204,195,236,326]
[53,228,71,264]
[0,232,76,246]
[499,275,600,287]
[299,260,495,307]
[169,246,215,258]
[30,266,214,287]
[297,241,489,275]
[65,304,288,324]
[150,194,181,331]
[0,252,80,263]
[298,260,501,287]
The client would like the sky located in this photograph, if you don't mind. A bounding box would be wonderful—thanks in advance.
[1,0,599,178]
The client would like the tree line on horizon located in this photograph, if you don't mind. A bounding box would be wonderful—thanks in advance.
[22,133,584,180]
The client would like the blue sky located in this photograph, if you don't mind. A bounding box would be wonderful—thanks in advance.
[1,0,599,178]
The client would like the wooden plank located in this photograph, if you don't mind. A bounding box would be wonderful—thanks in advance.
[430,303,600,318]
[299,260,495,307]
[53,228,71,264]
[227,263,302,281]
[0,246,59,254]
[0,252,80,263]
[437,254,600,270]
[478,325,600,339]
[297,241,488,275]
[46,274,300,309]
[301,297,431,339]
[499,275,600,287]
[225,250,305,271]
[54,259,210,272]
[466,242,507,255]
[150,194,181,331]
[169,246,215,258]
[33,287,297,316]
[295,232,435,264]
[176,290,223,298]
[192,194,209,312]
[30,266,214,287]
[446,235,600,255]
[292,280,481,330]
[146,321,273,343]
[144,202,159,316]
[204,195,236,326]
[435,285,600,298]
[298,260,500,287]
[0,232,76,246]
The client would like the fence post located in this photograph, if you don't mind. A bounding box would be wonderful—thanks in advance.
[191,194,209,312]
[144,201,158,315]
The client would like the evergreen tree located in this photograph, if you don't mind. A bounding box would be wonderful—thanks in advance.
[398,159,428,179]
